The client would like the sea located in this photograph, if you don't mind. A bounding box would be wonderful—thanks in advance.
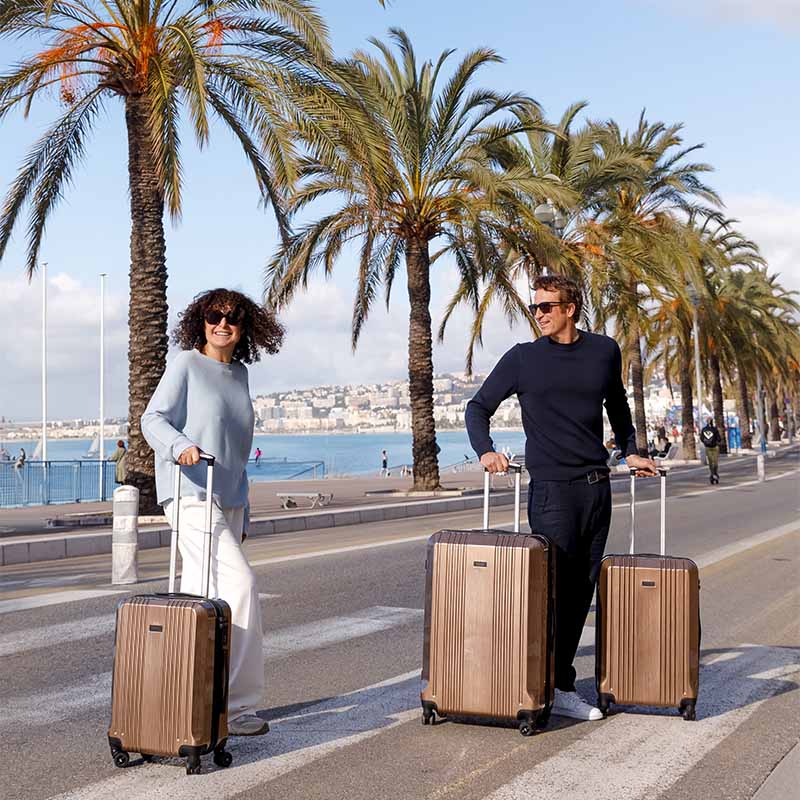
[1,430,528,480]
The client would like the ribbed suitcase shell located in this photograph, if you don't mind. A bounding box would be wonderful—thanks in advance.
[596,554,700,715]
[421,530,554,730]
[108,593,231,761]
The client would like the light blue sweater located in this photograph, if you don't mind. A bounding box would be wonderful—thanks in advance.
[141,349,254,529]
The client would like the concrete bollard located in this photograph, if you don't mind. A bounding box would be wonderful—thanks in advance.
[112,485,139,584]
[757,454,766,483]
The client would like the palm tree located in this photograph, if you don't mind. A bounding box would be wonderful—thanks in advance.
[266,30,533,489]
[0,0,330,510]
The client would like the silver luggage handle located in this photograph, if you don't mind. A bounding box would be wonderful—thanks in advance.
[169,452,216,596]
[483,462,523,533]
[629,467,667,555]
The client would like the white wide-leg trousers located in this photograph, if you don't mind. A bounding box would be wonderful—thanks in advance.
[163,497,264,719]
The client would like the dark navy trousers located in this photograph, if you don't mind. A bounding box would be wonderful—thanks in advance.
[528,476,612,692]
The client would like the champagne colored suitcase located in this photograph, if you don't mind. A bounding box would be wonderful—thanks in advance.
[596,468,700,720]
[108,454,234,774]
[421,464,555,736]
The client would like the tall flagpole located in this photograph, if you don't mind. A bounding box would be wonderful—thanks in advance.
[99,272,107,498]
[41,262,48,462]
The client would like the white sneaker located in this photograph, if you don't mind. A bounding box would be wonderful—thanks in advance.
[228,714,269,736]
[552,690,603,721]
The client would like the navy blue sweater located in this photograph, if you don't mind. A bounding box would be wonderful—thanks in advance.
[465,331,637,480]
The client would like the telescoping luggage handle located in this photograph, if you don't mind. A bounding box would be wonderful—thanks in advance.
[169,453,216,596]
[483,462,523,533]
[629,467,667,555]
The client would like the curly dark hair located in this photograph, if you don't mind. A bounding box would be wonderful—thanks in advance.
[172,288,285,364]
[532,274,583,319]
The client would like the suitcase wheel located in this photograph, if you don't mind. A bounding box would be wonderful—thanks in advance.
[141,754,154,763]
[213,749,233,768]
[186,755,202,775]
[518,722,536,737]
[422,709,435,726]
[112,751,130,769]
[680,702,696,722]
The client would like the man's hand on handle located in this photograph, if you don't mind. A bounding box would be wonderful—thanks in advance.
[178,446,201,466]
[626,454,658,477]
[480,451,510,474]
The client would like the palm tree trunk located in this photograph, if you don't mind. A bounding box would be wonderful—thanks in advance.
[768,386,782,442]
[736,369,752,449]
[628,315,648,454]
[124,93,168,514]
[709,353,727,454]
[680,340,697,459]
[405,236,440,490]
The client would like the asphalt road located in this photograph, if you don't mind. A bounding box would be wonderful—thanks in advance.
[0,450,797,800]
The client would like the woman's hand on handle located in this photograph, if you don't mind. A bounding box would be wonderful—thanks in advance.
[178,446,201,466]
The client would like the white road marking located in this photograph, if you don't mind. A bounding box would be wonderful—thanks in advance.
[486,643,800,800]
[0,606,423,727]
[0,589,126,615]
[48,670,420,800]
[0,613,114,657]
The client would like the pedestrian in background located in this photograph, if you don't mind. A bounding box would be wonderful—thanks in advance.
[254,446,262,467]
[142,288,284,737]
[109,440,128,484]
[381,449,389,477]
[700,417,721,484]
[14,447,26,480]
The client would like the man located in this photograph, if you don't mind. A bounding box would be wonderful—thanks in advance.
[700,418,721,484]
[380,449,389,478]
[465,274,656,722]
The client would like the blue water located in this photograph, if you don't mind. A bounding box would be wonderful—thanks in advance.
[2,430,527,478]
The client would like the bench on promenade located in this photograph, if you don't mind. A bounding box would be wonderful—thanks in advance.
[277,492,334,510]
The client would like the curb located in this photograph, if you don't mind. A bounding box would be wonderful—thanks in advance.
[0,490,517,567]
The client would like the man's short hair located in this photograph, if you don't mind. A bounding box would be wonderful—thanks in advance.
[532,274,583,318]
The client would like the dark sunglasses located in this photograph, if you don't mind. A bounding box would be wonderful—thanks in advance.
[528,301,569,315]
[205,307,244,326]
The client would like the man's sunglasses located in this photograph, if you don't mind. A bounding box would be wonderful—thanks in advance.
[528,301,569,315]
[204,307,244,326]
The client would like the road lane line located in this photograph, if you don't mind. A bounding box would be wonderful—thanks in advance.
[485,643,800,800]
[0,589,126,615]
[48,670,421,800]
[0,606,424,726]
[0,595,281,658]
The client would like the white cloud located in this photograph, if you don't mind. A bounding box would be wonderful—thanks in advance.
[647,0,800,29]
[725,193,800,295]
[0,272,129,421]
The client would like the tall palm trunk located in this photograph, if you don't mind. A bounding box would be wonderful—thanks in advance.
[405,236,440,490]
[628,313,648,454]
[679,340,697,459]
[768,386,782,442]
[709,353,727,454]
[736,369,752,449]
[124,93,168,514]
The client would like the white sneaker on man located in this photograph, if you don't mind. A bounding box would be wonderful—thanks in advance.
[228,714,269,736]
[552,689,603,721]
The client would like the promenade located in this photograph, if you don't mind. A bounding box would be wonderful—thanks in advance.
[0,447,797,800]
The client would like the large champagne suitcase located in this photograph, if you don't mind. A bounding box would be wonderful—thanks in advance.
[421,464,555,735]
[596,468,700,720]
[108,454,234,774]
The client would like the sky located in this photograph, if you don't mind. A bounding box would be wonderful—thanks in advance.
[0,0,798,421]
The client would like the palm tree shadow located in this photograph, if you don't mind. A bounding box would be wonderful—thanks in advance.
[576,643,800,721]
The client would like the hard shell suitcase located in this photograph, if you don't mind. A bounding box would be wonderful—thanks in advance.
[108,454,234,774]
[595,468,700,720]
[420,464,555,735]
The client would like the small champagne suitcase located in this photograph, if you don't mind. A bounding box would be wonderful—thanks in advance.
[596,469,700,720]
[421,464,555,735]
[108,453,233,774]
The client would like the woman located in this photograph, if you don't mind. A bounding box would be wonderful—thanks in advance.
[109,440,128,484]
[142,288,284,737]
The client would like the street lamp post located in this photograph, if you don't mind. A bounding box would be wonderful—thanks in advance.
[755,366,767,481]
[533,174,567,278]
[686,283,706,465]
[41,262,48,463]
[99,273,107,499]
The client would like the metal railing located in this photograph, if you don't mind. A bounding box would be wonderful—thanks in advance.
[1,458,327,508]
[0,460,116,508]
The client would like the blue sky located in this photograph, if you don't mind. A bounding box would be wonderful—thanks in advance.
[0,0,798,420]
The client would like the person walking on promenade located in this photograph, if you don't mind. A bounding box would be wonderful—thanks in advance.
[381,449,389,477]
[109,440,128,484]
[13,447,26,481]
[465,274,656,722]
[142,288,284,737]
[254,447,262,467]
[700,417,722,484]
